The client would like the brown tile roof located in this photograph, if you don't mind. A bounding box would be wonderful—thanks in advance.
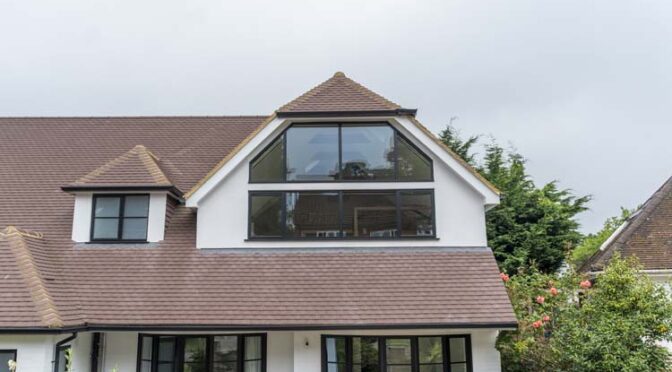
[65,144,175,191]
[277,72,406,115]
[582,176,672,271]
[0,103,514,330]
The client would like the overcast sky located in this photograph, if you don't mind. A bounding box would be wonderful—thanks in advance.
[1,0,671,232]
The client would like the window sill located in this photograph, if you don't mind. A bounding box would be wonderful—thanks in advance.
[245,237,440,242]
[86,240,149,244]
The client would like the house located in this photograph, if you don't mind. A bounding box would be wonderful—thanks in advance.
[581,175,672,350]
[0,72,516,372]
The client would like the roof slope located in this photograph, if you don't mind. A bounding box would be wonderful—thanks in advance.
[277,72,405,115]
[583,176,672,271]
[67,144,173,189]
[0,84,514,330]
[0,227,62,328]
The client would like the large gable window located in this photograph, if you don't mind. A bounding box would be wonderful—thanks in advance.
[323,335,471,372]
[249,189,435,240]
[249,123,432,183]
[91,195,149,241]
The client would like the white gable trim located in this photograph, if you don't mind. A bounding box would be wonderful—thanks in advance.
[185,116,499,207]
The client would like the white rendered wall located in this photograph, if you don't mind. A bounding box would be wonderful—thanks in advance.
[0,334,55,372]
[196,120,488,249]
[71,192,168,243]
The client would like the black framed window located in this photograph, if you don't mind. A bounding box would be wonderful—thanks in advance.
[0,350,16,372]
[248,190,435,240]
[137,334,266,372]
[91,194,149,241]
[249,123,433,183]
[322,335,471,372]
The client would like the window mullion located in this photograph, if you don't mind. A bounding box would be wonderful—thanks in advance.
[238,335,245,372]
[338,124,343,180]
[443,336,450,372]
[412,337,419,372]
[117,195,125,240]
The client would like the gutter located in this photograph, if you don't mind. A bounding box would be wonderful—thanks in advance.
[54,333,77,372]
[0,321,518,334]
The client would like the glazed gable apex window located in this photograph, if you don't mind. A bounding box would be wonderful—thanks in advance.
[249,123,433,182]
[91,194,149,241]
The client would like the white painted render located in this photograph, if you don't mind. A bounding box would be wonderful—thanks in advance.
[71,192,168,243]
[3,329,497,372]
[196,118,489,249]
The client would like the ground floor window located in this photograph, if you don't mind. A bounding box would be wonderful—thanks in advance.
[322,335,471,372]
[137,334,266,372]
[0,350,16,372]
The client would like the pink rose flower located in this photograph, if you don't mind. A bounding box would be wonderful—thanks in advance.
[542,315,551,323]
[532,320,543,329]
[549,287,558,296]
[580,280,592,289]
[536,296,545,304]
[500,273,510,282]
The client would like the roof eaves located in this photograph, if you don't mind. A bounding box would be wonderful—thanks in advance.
[405,115,501,196]
[184,114,277,199]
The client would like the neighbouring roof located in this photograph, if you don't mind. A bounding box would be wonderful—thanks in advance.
[277,72,413,116]
[582,176,672,272]
[0,76,515,331]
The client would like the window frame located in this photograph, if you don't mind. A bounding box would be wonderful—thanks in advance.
[136,333,267,372]
[247,189,436,241]
[321,335,472,372]
[0,349,17,372]
[249,122,434,183]
[90,194,150,243]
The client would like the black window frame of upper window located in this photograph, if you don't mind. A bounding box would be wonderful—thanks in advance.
[0,349,17,372]
[90,194,150,243]
[247,189,436,241]
[321,334,473,372]
[136,333,267,372]
[249,122,434,183]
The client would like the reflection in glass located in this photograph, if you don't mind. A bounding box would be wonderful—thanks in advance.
[341,126,395,180]
[397,135,432,181]
[286,192,340,238]
[343,191,397,238]
[250,134,285,182]
[386,338,412,365]
[353,337,379,372]
[286,126,339,181]
[400,191,434,237]
[183,337,207,372]
[250,194,283,237]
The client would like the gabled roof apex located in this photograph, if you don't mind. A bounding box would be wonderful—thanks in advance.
[64,144,176,191]
[277,71,416,117]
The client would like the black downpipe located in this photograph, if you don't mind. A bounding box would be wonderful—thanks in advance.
[54,333,77,372]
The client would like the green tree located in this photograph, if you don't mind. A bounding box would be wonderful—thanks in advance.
[570,207,633,267]
[439,125,590,274]
[551,256,672,371]
[497,256,672,372]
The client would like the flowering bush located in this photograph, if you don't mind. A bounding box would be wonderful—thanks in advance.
[497,255,672,372]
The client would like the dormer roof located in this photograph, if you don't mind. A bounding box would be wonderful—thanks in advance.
[63,144,177,193]
[277,72,416,117]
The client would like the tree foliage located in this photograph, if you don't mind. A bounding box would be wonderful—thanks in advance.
[498,256,672,372]
[570,207,633,267]
[439,125,590,273]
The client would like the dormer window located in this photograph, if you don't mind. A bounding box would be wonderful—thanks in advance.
[91,195,150,241]
[249,123,433,182]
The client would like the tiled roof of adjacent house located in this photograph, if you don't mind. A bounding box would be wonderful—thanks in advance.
[582,176,672,272]
[277,72,409,116]
[0,76,514,331]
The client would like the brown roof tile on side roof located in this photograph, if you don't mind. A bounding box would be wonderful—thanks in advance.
[582,176,672,272]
